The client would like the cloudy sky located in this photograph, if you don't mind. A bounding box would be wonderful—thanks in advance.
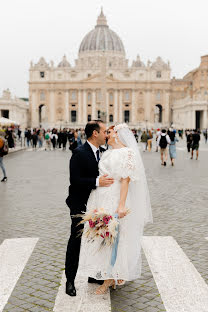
[0,0,208,97]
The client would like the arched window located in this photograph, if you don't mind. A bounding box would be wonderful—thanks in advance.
[155,104,162,123]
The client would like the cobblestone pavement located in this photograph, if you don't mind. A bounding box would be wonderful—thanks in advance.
[0,139,208,311]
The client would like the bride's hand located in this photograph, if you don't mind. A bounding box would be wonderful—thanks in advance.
[116,205,127,219]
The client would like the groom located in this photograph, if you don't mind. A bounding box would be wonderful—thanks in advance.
[65,120,114,296]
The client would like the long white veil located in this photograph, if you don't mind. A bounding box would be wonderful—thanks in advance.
[116,124,153,228]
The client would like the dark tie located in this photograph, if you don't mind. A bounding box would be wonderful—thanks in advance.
[96,150,100,162]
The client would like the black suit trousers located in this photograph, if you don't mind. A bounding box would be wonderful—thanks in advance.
[65,206,85,282]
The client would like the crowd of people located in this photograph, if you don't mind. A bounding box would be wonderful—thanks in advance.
[0,124,206,182]
[140,128,203,166]
[24,128,85,151]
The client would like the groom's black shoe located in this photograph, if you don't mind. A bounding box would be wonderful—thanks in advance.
[88,277,104,285]
[66,281,76,296]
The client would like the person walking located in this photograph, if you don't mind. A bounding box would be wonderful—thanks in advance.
[158,129,171,166]
[62,129,68,150]
[155,128,160,152]
[25,129,31,147]
[191,129,200,160]
[147,130,153,152]
[186,130,192,153]
[45,130,51,151]
[0,135,8,182]
[169,130,178,166]
[51,130,58,150]
[140,131,148,152]
[32,130,38,149]
[38,130,43,148]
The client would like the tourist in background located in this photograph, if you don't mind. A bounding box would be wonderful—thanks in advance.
[203,129,207,143]
[191,129,200,160]
[186,130,192,153]
[147,130,153,152]
[45,130,51,151]
[0,133,8,182]
[141,130,148,152]
[38,129,44,148]
[155,128,160,152]
[32,130,38,149]
[158,129,171,166]
[169,129,178,166]
[62,129,68,150]
[51,129,58,150]
[25,128,31,147]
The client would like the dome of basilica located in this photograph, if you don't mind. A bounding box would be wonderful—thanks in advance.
[79,9,125,55]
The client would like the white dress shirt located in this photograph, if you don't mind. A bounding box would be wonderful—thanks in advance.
[87,140,100,187]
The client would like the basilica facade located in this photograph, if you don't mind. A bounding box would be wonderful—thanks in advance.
[29,9,208,130]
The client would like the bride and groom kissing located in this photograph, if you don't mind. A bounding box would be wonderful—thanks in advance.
[65,120,152,296]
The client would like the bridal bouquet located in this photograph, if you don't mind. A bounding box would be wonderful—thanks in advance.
[77,208,130,248]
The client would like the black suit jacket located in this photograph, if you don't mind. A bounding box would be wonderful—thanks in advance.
[66,142,105,213]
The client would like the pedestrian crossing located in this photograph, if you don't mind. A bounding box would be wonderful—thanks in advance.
[0,238,39,312]
[1,237,208,312]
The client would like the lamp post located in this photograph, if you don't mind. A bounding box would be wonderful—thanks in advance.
[145,119,148,131]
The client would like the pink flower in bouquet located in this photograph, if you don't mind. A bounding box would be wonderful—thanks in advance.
[103,216,112,224]
[105,232,110,237]
[89,219,95,228]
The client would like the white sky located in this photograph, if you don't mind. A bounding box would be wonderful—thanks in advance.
[0,0,208,97]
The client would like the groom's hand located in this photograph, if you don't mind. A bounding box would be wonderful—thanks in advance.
[99,174,114,187]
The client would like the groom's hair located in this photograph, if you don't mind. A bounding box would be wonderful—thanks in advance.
[85,120,104,139]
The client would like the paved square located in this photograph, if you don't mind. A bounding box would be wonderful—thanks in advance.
[0,139,208,311]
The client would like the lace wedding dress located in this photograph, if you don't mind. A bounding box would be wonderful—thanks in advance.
[78,147,146,281]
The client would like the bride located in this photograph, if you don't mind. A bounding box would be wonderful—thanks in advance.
[78,123,153,294]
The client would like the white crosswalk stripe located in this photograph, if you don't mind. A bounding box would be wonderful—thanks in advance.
[1,236,208,312]
[142,236,208,312]
[53,274,111,312]
[0,238,39,312]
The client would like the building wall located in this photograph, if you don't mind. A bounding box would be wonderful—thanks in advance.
[172,55,208,129]
[29,55,171,129]
[0,89,29,128]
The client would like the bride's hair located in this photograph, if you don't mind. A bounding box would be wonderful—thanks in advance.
[108,125,115,131]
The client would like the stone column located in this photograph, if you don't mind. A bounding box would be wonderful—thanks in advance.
[92,90,96,120]
[164,91,170,125]
[106,91,109,124]
[114,90,118,123]
[49,90,55,127]
[65,90,69,124]
[83,90,87,124]
[119,90,123,122]
[132,89,137,125]
[203,107,208,128]
[144,90,151,128]
[78,90,82,125]
[191,109,195,129]
[31,90,38,127]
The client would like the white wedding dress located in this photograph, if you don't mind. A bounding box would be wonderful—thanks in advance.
[78,147,147,281]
